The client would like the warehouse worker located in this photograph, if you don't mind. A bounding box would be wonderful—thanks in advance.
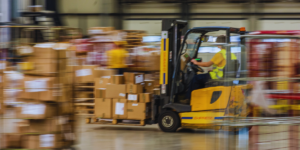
[185,35,237,101]
[106,41,128,74]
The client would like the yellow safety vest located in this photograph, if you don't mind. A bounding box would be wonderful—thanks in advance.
[209,49,237,79]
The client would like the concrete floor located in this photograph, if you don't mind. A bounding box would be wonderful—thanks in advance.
[1,109,248,150]
[74,115,248,150]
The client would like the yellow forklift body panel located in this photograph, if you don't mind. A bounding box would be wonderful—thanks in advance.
[190,86,231,111]
[178,85,250,129]
[160,38,169,85]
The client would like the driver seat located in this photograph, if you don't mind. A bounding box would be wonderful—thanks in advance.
[205,60,240,87]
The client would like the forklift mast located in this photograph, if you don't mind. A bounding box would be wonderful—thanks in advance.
[160,19,187,106]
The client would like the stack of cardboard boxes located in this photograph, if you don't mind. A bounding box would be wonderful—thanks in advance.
[248,42,275,78]
[3,116,74,149]
[248,41,300,90]
[273,41,300,90]
[74,66,116,114]
[2,43,75,149]
[0,61,5,115]
[94,72,155,121]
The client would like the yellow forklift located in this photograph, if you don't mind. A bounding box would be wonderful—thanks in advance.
[153,20,251,132]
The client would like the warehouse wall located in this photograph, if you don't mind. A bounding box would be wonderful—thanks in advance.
[58,0,115,35]
[56,1,300,35]
[122,2,300,35]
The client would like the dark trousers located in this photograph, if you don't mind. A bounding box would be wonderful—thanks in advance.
[186,73,210,100]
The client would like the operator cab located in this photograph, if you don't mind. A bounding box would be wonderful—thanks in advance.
[174,27,244,104]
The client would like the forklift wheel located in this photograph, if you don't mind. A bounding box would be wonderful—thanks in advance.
[158,110,181,132]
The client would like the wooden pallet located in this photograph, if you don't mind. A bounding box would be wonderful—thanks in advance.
[75,103,94,115]
[86,117,146,126]
[75,110,94,115]
[75,82,95,86]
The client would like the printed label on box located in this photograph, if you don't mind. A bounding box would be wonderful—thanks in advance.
[25,80,48,92]
[148,83,152,86]
[115,102,124,115]
[89,29,103,34]
[23,47,33,54]
[0,63,5,70]
[35,79,47,92]
[128,94,137,101]
[119,93,125,97]
[76,69,92,77]
[8,73,24,80]
[25,81,35,92]
[135,75,144,84]
[132,103,138,106]
[135,75,144,83]
[22,104,46,115]
[40,134,55,147]
[35,43,56,48]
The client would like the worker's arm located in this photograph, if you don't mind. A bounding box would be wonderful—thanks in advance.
[191,59,214,67]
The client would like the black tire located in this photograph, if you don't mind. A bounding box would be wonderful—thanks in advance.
[158,110,181,132]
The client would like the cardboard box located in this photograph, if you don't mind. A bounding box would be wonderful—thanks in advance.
[19,76,36,100]
[22,135,38,149]
[95,98,112,118]
[111,75,124,84]
[127,103,151,120]
[139,93,152,103]
[64,72,74,85]
[127,94,138,103]
[39,82,65,102]
[17,45,34,56]
[22,134,62,149]
[144,80,155,93]
[126,84,143,94]
[153,88,160,95]
[89,27,114,35]
[147,55,160,71]
[106,84,126,99]
[145,74,153,80]
[75,65,97,83]
[34,43,67,59]
[16,102,57,119]
[94,88,106,98]
[25,57,67,73]
[95,76,111,89]
[76,92,93,98]
[124,72,144,84]
[16,121,29,133]
[20,76,65,101]
[113,99,127,119]
[94,68,117,77]
[0,61,6,71]
[27,119,59,133]
[2,134,22,148]
[3,72,24,89]
[59,102,73,115]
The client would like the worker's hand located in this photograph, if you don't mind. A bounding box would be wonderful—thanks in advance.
[191,59,197,65]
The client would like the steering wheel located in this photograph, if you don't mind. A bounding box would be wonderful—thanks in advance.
[190,62,204,73]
